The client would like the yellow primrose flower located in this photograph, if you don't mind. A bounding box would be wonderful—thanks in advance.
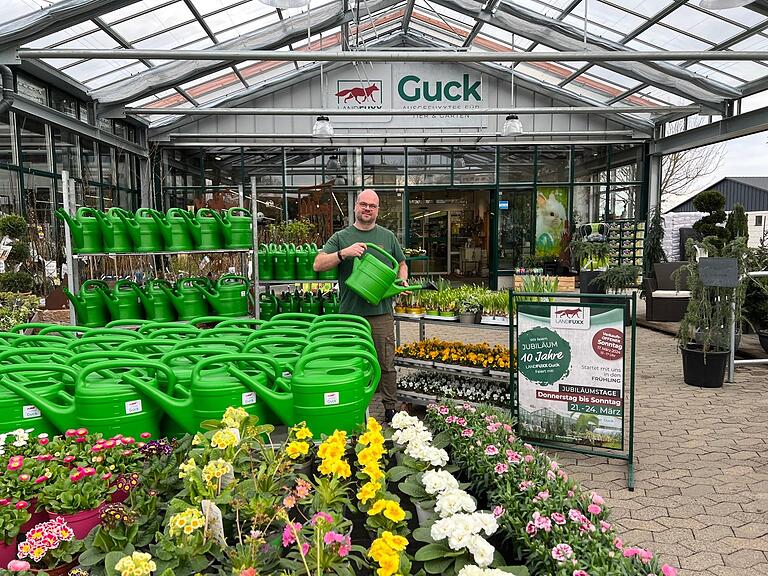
[178,458,197,479]
[356,480,381,504]
[202,459,232,486]
[211,428,240,450]
[383,501,405,523]
[367,417,382,434]
[114,551,157,576]
[364,464,385,482]
[222,406,249,428]
[294,424,313,440]
[381,531,408,552]
[286,441,310,459]
[170,507,205,538]
[368,499,387,516]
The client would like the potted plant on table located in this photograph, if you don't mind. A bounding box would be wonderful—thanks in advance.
[14,516,84,576]
[458,295,481,324]
[0,498,31,568]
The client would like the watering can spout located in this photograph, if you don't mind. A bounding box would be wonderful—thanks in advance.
[1,379,76,434]
[62,287,85,319]
[158,283,183,310]
[115,209,141,244]
[243,376,294,427]
[55,209,83,247]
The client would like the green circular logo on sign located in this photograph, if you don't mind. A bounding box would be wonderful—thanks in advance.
[518,326,571,386]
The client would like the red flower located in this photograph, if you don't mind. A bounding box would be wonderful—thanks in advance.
[74,437,87,443]
[7,456,24,471]
[38,437,49,446]
[140,432,152,439]
[69,471,84,482]
[76,428,88,437]
[101,472,112,481]
[91,445,102,453]
[83,467,96,477]
[121,450,133,457]
[104,440,116,449]
[16,501,29,510]
[62,455,75,464]
[35,454,53,461]
[121,437,135,445]
[65,429,77,437]
[18,474,30,482]
[34,475,48,484]
[0,498,9,506]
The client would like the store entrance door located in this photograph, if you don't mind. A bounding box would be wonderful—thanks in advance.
[408,189,490,279]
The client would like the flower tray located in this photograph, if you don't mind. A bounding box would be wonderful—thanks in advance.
[394,312,425,319]
[395,358,435,368]
[489,369,510,380]
[429,315,459,322]
[433,362,490,375]
[480,316,510,326]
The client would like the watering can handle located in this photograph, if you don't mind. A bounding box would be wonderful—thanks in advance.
[78,359,177,394]
[295,349,381,389]
[303,338,376,357]
[363,242,400,270]
[228,207,250,217]
[0,363,79,382]
[193,353,281,384]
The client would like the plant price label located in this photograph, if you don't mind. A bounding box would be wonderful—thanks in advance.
[324,392,340,406]
[23,405,41,419]
[242,392,256,405]
[125,400,142,415]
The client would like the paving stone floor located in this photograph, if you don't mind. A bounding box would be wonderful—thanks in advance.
[386,321,768,576]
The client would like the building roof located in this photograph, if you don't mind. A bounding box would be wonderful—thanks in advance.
[2,0,768,128]
[666,176,768,213]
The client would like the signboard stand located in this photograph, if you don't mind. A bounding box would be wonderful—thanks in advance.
[510,291,637,491]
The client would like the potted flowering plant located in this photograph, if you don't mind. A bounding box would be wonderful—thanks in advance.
[0,499,31,567]
[15,517,85,576]
[37,466,111,539]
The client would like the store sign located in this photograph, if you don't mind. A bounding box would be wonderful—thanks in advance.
[516,303,625,450]
[329,63,486,128]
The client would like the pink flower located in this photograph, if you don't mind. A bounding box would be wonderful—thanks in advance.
[462,429,474,437]
[338,535,352,557]
[7,560,31,572]
[283,495,296,509]
[579,520,595,534]
[438,406,449,415]
[506,450,521,464]
[323,531,344,545]
[104,440,116,449]
[34,475,47,485]
[507,434,515,443]
[122,450,133,457]
[551,543,574,563]
[567,490,574,498]
[551,512,566,526]
[613,537,623,550]
[519,480,533,491]
[503,424,513,433]
[568,509,585,523]
[140,432,152,439]
[76,428,88,437]
[600,520,611,533]
[240,569,256,576]
[550,460,559,471]
[82,467,97,477]
[102,473,113,481]
[524,454,534,463]
[38,437,49,446]
[494,463,508,475]
[590,492,604,506]
[18,474,30,482]
[74,437,87,443]
[547,470,557,481]
[523,443,534,450]
[7,456,23,471]
[70,471,84,482]
[623,547,643,559]
[121,437,135,445]
[445,416,456,424]
[34,454,53,461]
[484,445,499,456]
[587,504,602,515]
[15,501,29,510]
[300,542,310,556]
[534,491,550,502]
[492,506,505,518]
[639,549,654,564]
[0,499,8,506]
[457,418,466,426]
[311,512,333,525]
[533,512,552,532]
[661,565,678,576]
[573,571,589,576]
[62,455,75,463]
[65,429,77,437]
[282,522,302,547]
[525,522,537,536]
[487,422,501,433]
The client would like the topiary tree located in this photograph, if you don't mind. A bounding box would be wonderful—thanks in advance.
[726,203,749,241]
[692,189,730,249]
[0,214,29,241]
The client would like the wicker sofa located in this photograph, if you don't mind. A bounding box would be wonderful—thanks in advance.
[644,262,691,322]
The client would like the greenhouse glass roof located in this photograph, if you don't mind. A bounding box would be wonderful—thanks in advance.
[2,0,768,125]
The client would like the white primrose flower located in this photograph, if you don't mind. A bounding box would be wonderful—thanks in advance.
[457,566,512,576]
[435,488,477,518]
[466,534,495,567]
[422,469,460,495]
[391,411,422,430]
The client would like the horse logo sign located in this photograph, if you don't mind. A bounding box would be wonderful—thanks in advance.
[550,306,590,330]
[335,80,383,108]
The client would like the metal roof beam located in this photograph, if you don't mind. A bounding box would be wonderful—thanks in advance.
[461,0,502,48]
[650,104,768,155]
[402,0,417,33]
[433,0,738,111]
[0,0,139,52]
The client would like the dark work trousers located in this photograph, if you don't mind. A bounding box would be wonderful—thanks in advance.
[366,312,397,410]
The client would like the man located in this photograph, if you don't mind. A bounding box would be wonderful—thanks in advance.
[313,189,407,424]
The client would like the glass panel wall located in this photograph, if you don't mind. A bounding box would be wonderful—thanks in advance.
[18,116,50,173]
[0,112,13,167]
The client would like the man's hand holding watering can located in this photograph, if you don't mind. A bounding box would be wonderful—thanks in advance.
[340,242,368,259]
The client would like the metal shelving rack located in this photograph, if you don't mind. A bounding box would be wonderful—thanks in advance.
[62,171,265,323]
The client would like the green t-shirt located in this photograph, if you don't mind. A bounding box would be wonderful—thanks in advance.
[322,224,406,317]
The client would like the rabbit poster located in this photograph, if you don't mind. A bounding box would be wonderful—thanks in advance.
[535,188,569,258]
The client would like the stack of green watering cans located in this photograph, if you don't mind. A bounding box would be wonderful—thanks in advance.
[56,206,254,253]
[0,313,378,440]
[256,243,338,281]
[63,275,252,326]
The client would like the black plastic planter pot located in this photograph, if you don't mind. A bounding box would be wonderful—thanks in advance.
[680,345,729,388]
[758,330,768,355]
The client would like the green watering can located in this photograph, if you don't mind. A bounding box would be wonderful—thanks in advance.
[4,358,173,439]
[128,353,282,435]
[120,208,164,253]
[138,279,177,322]
[308,324,373,344]
[117,338,178,361]
[100,208,134,253]
[295,244,318,280]
[259,291,278,321]
[188,208,224,250]
[55,207,104,254]
[346,243,433,305]
[0,348,76,393]
[258,245,274,281]
[221,208,252,249]
[273,244,296,281]
[13,334,71,349]
[322,291,340,315]
[158,208,195,252]
[163,337,243,387]
[97,280,145,322]
[67,328,143,354]
[160,278,211,321]
[299,293,322,315]
[246,349,380,436]
[312,314,372,331]
[0,364,79,437]
[106,319,151,329]
[278,291,299,314]
[244,336,307,377]
[38,325,93,339]
[271,312,318,324]
[205,326,256,343]
[63,280,110,328]
[218,318,265,330]
[197,275,249,318]
[140,326,202,340]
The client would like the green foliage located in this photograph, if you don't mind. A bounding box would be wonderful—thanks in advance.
[691,189,730,247]
[266,219,320,245]
[0,501,31,544]
[7,242,30,266]
[0,291,39,330]
[590,265,642,293]
[37,473,111,515]
[0,271,34,293]
[570,239,612,271]
[643,204,667,274]
[0,214,29,240]
[726,203,749,240]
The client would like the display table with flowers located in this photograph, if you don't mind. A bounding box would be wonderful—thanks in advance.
[0,405,678,576]
[396,339,512,377]
[398,371,510,408]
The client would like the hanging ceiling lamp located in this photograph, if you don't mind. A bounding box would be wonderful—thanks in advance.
[313,116,333,137]
[502,114,524,136]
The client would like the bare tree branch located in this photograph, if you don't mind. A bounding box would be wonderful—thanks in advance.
[661,119,726,199]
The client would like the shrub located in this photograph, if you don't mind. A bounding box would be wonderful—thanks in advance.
[6,242,30,266]
[0,271,34,293]
[0,291,39,331]
[726,203,749,241]
[0,214,28,240]
[691,189,729,247]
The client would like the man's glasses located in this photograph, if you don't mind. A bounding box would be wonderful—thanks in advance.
[357,202,379,210]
